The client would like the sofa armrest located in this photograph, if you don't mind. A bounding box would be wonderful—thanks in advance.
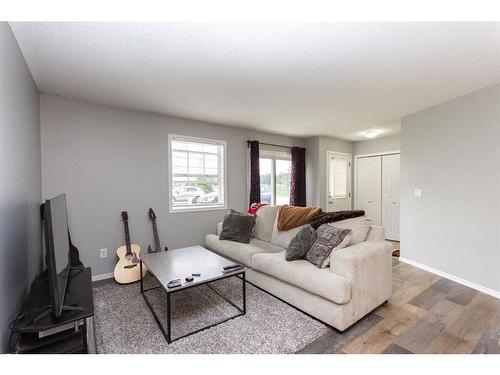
[330,240,393,317]
[330,240,393,280]
[366,225,385,242]
[216,222,223,236]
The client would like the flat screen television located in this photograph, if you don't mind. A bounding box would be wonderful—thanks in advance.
[43,193,71,317]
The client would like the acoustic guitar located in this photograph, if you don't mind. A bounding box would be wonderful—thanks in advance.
[147,208,168,253]
[113,211,146,284]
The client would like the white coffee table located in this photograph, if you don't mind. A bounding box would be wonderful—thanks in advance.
[140,246,246,343]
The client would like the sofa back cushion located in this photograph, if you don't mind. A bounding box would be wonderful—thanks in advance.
[253,205,280,242]
[270,214,308,248]
[333,216,372,245]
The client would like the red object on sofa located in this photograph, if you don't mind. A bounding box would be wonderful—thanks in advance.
[248,202,267,215]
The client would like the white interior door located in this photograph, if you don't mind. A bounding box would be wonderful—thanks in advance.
[327,152,352,211]
[382,154,400,240]
[356,156,382,225]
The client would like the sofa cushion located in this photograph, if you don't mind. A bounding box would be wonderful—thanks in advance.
[219,209,256,243]
[205,234,283,267]
[254,205,279,242]
[252,251,352,304]
[306,226,352,268]
[333,216,372,245]
[285,225,317,261]
[270,215,308,248]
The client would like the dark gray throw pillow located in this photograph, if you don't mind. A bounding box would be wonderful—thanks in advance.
[286,226,317,261]
[219,209,256,243]
[305,225,353,268]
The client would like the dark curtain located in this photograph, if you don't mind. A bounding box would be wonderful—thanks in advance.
[248,141,260,206]
[290,147,306,206]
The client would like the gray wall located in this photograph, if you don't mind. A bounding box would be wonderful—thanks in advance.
[40,94,305,277]
[305,137,320,206]
[305,136,354,209]
[354,134,400,155]
[0,23,41,352]
[401,83,500,293]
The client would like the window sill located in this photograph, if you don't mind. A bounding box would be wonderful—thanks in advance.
[169,204,227,214]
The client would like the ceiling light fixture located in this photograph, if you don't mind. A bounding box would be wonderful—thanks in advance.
[364,130,380,139]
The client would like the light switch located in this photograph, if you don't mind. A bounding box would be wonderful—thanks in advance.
[414,188,422,197]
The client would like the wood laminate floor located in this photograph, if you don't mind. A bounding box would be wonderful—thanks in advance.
[297,261,500,354]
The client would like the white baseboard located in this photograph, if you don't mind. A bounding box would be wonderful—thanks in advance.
[399,257,500,300]
[92,272,114,282]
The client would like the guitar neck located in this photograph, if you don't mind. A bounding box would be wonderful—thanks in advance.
[152,218,161,252]
[123,220,132,255]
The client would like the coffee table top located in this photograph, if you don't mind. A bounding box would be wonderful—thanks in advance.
[140,246,244,291]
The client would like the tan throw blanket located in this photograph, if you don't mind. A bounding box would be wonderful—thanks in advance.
[277,205,322,231]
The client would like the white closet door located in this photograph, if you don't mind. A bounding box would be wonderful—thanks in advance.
[356,156,382,225]
[382,154,400,240]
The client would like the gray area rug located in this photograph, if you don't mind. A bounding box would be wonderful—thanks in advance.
[93,275,329,354]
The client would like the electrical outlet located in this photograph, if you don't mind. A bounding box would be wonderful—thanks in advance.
[414,188,422,197]
[100,248,107,258]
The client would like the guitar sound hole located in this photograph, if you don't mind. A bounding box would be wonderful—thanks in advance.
[125,254,133,261]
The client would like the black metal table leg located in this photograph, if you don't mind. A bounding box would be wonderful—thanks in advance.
[140,260,143,293]
[166,291,171,343]
[242,272,246,315]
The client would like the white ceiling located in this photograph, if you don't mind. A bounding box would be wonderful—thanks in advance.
[9,22,500,141]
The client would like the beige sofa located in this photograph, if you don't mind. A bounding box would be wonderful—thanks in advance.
[205,206,393,332]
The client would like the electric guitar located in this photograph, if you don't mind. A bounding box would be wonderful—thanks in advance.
[113,211,146,284]
[147,208,168,253]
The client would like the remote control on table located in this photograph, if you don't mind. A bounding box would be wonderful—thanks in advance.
[222,266,244,274]
[167,279,182,288]
[223,264,242,270]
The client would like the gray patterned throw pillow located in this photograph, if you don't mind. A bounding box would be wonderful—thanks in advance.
[286,225,317,261]
[305,225,353,268]
[219,209,256,243]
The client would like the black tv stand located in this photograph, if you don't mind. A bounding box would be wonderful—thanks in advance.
[10,267,95,354]
[32,304,85,324]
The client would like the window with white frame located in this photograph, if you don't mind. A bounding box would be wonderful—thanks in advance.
[169,135,226,212]
[331,157,348,198]
[258,149,291,205]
